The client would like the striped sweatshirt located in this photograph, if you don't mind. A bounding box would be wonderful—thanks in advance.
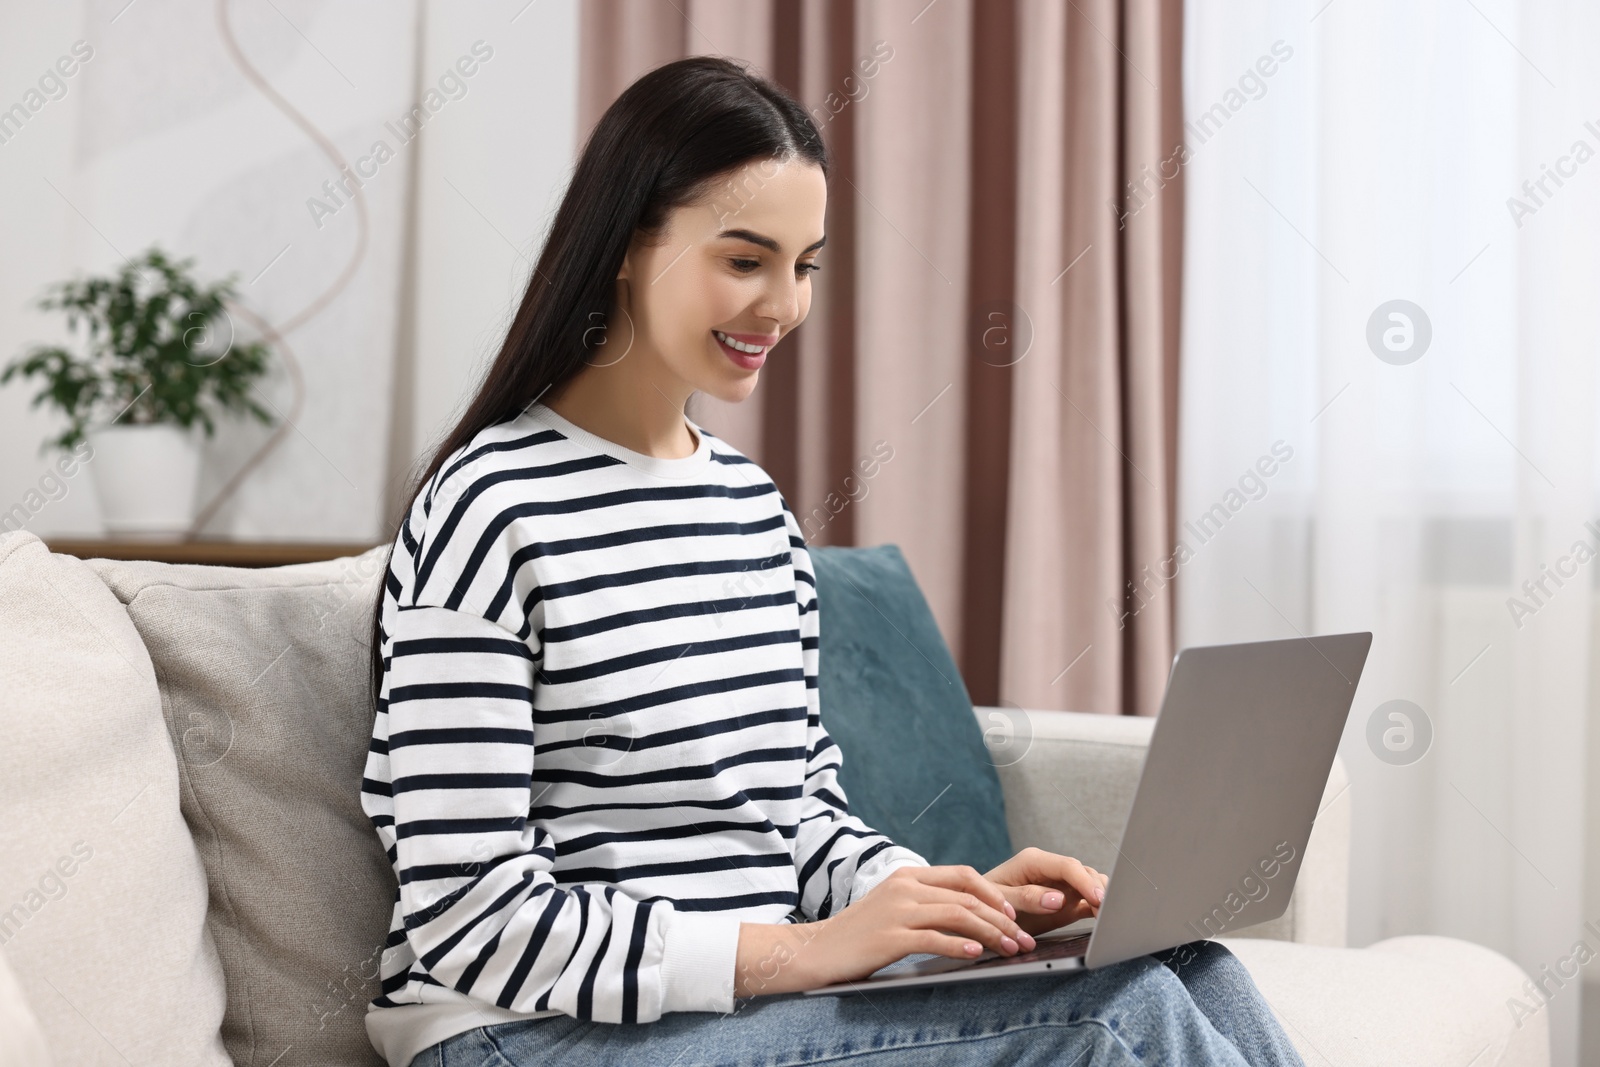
[360,400,928,1066]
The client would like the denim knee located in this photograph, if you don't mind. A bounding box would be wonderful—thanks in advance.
[1060,953,1190,1025]
[1157,937,1236,975]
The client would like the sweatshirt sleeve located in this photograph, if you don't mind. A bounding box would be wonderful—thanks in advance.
[367,599,740,1021]
[780,501,930,920]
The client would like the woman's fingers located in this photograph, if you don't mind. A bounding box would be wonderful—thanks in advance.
[912,929,995,960]
[915,864,1014,917]
[932,885,1036,952]
[891,860,1115,955]
[912,892,1032,956]
[1025,853,1104,908]
[1056,856,1104,906]
[906,867,1035,953]
[1000,854,1108,925]
[1009,881,1068,914]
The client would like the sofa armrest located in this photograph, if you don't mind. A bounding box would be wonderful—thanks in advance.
[972,705,1349,948]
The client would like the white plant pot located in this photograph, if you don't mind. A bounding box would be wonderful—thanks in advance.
[85,424,202,540]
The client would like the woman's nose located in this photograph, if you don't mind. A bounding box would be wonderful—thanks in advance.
[760,277,800,326]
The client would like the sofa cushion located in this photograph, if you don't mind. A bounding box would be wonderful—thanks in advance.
[87,546,396,1067]
[810,544,1013,871]
[0,531,229,1066]
[1222,934,1547,1067]
[0,947,53,1067]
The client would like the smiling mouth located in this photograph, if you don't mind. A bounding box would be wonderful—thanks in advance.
[713,329,770,370]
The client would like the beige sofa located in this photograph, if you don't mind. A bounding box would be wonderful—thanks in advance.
[0,529,1548,1067]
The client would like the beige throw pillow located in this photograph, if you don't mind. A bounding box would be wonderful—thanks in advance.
[0,531,229,1066]
[88,546,396,1067]
[0,938,55,1067]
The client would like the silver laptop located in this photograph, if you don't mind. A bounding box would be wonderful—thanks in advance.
[798,632,1372,996]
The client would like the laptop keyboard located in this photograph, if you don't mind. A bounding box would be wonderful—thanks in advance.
[965,930,1093,970]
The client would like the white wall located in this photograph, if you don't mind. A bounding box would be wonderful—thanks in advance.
[0,2,96,536]
[0,0,582,542]
[385,0,580,523]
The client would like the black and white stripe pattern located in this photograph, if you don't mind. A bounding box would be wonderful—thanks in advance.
[361,402,926,1032]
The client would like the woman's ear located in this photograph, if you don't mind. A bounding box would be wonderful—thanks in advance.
[616,242,636,282]
[611,275,633,320]
[616,226,652,284]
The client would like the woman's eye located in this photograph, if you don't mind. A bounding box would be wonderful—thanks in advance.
[729,259,822,276]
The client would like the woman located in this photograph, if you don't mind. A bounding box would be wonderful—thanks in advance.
[361,55,1303,1067]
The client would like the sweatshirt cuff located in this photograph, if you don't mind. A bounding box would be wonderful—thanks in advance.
[659,908,743,1014]
[851,845,929,904]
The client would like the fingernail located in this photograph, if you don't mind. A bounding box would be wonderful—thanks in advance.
[965,941,982,955]
[1003,900,1016,919]
[1043,891,1064,908]
[1001,936,1018,954]
[1096,886,1105,903]
[1019,931,1036,950]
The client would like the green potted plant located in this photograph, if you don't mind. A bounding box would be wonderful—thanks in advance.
[1,247,276,538]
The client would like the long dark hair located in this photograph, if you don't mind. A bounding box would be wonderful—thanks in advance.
[367,55,830,700]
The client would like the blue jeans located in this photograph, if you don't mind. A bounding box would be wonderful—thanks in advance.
[418,939,1303,1067]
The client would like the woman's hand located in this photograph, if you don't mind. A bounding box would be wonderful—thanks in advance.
[733,864,1038,997]
[983,846,1109,938]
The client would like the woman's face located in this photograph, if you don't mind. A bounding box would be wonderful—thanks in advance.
[612,156,827,405]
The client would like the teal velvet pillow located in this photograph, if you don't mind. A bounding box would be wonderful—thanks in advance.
[808,543,1014,872]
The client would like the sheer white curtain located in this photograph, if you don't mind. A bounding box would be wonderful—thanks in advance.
[1180,1,1600,1062]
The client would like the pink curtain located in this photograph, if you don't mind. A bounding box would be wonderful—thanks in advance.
[579,0,1183,717]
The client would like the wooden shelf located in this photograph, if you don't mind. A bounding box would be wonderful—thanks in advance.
[44,538,382,568]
